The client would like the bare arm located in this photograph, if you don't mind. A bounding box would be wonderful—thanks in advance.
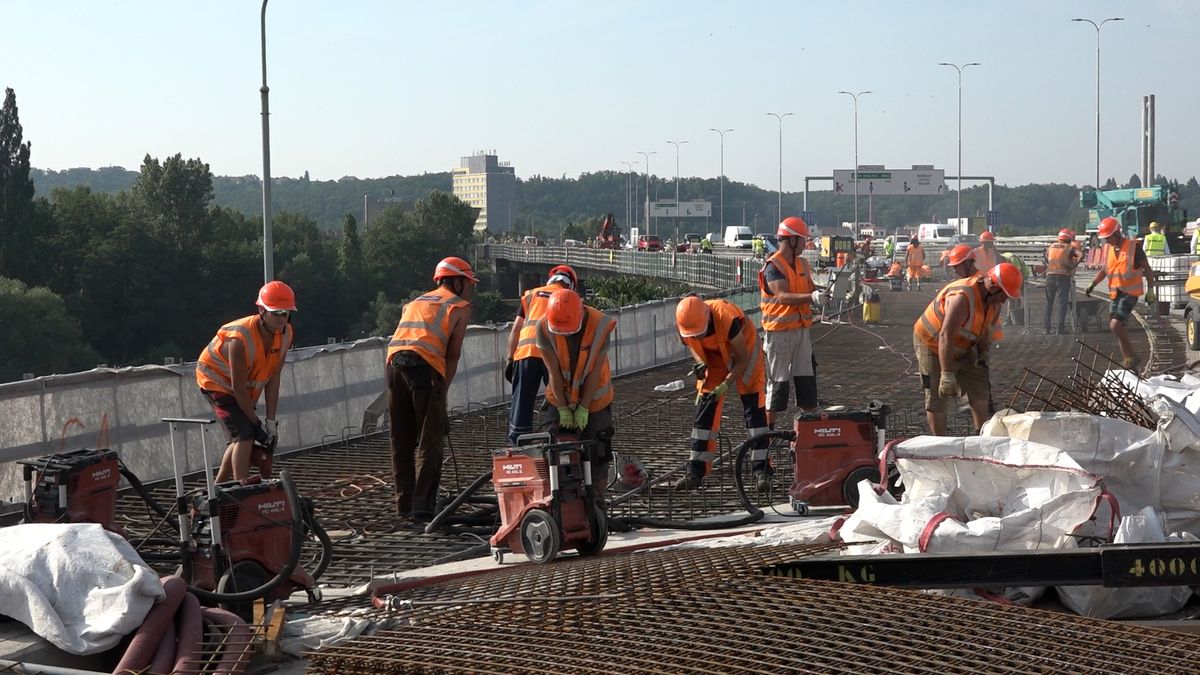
[725,326,751,387]
[505,316,525,359]
[1135,247,1155,287]
[444,305,470,385]
[225,339,259,425]
[938,294,970,375]
[263,331,292,419]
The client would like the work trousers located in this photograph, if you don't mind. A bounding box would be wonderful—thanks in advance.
[689,391,770,478]
[1044,274,1072,333]
[764,328,818,414]
[386,354,447,518]
[507,357,547,445]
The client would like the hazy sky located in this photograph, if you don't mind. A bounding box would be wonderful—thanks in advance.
[5,1,1197,191]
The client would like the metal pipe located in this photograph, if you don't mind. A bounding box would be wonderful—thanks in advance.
[260,0,274,282]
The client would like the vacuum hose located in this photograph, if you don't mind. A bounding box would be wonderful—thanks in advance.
[731,430,797,517]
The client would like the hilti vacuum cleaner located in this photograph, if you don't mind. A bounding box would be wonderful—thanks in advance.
[785,401,899,515]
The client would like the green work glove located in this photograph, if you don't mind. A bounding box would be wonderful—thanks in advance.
[938,371,959,398]
[557,406,575,429]
[574,406,589,430]
[1144,289,1157,304]
[711,381,729,399]
[1084,284,1095,298]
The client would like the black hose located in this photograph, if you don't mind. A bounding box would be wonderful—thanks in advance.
[119,464,174,520]
[425,470,493,534]
[731,430,797,517]
[302,498,334,582]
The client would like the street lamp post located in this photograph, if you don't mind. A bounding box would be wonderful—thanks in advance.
[766,112,793,224]
[1072,16,1124,189]
[259,0,274,282]
[708,128,733,230]
[938,62,981,226]
[667,140,688,242]
[638,151,657,235]
[621,161,638,234]
[837,91,871,236]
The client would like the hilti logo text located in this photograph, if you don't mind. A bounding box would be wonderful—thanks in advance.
[91,468,112,481]
[813,427,842,438]
[258,500,286,514]
[502,463,526,475]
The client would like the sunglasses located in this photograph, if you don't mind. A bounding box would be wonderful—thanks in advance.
[266,309,291,317]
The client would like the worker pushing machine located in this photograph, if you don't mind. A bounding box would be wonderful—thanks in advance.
[904,236,925,290]
[197,281,296,483]
[504,264,578,445]
[974,231,998,272]
[759,217,826,430]
[386,257,476,522]
[538,288,617,490]
[1043,229,1082,335]
[1085,216,1156,373]
[914,263,1023,436]
[672,295,771,492]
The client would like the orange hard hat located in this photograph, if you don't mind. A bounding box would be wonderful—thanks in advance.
[548,264,578,289]
[1098,217,1121,239]
[433,256,479,283]
[675,295,711,338]
[980,231,995,242]
[546,288,584,335]
[947,245,975,267]
[1058,228,1075,242]
[257,280,297,312]
[777,216,809,238]
[988,263,1023,299]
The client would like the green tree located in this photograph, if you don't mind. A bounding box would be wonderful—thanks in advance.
[130,153,215,251]
[0,277,99,380]
[0,88,35,278]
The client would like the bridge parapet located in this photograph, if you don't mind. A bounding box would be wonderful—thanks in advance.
[481,244,761,289]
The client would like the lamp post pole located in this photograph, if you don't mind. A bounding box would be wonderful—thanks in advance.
[1072,17,1123,189]
[667,140,688,242]
[938,62,980,225]
[708,128,733,230]
[638,151,656,235]
[621,161,638,234]
[766,112,793,224]
[259,0,274,282]
[837,91,871,236]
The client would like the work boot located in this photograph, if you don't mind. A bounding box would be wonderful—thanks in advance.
[673,473,703,491]
[753,471,773,493]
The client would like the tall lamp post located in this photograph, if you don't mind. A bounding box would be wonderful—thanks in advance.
[837,91,871,236]
[708,128,733,230]
[621,160,638,233]
[638,151,657,235]
[766,112,793,224]
[1072,16,1123,189]
[667,140,688,241]
[938,62,980,226]
[259,0,274,282]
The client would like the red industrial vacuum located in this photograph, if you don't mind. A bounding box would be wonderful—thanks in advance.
[20,448,123,534]
[788,401,900,515]
[489,432,607,564]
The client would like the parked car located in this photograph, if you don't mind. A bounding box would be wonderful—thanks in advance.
[563,238,583,248]
[522,235,542,246]
[637,234,663,252]
[946,233,979,248]
[724,226,754,248]
[683,232,704,252]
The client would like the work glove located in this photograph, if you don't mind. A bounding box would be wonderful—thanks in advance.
[263,419,278,445]
[574,406,590,431]
[710,381,729,399]
[938,371,959,398]
[811,290,826,306]
[691,362,707,381]
[1144,289,1157,304]
[503,357,515,384]
[557,406,576,429]
[253,421,270,446]
[1084,284,1095,298]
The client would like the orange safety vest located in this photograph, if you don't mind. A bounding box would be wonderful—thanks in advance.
[513,283,567,361]
[544,306,616,412]
[1045,243,1074,276]
[914,277,1000,358]
[906,244,925,268]
[974,245,997,272]
[1105,238,1143,299]
[387,286,470,378]
[681,299,764,396]
[196,315,292,402]
[758,251,815,331]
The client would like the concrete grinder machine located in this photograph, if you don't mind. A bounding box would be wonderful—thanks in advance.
[787,400,901,515]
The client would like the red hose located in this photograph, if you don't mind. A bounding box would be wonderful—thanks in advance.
[147,620,175,675]
[201,607,253,675]
[172,592,203,675]
[112,575,186,674]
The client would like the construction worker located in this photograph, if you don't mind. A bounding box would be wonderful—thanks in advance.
[759,217,826,429]
[672,295,770,492]
[1044,229,1083,334]
[905,236,925,290]
[1085,217,1157,372]
[914,263,1023,436]
[883,235,896,260]
[974,231,998,272]
[538,288,617,487]
[386,257,476,521]
[1143,221,1169,257]
[504,265,577,445]
[752,235,766,259]
[198,281,296,483]
[1000,252,1030,327]
[946,244,978,279]
[700,237,713,254]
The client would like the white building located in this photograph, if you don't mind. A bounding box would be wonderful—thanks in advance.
[451,152,515,233]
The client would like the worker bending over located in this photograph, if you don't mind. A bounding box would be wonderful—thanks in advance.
[504,265,578,445]
[914,263,1022,436]
[905,237,925,290]
[197,281,296,483]
[1043,229,1082,335]
[386,257,475,522]
[672,295,771,492]
[1085,217,1156,373]
[538,289,616,490]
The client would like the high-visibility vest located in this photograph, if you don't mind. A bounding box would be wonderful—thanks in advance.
[906,244,925,268]
[681,299,764,396]
[513,283,568,361]
[1045,243,1073,276]
[914,277,999,358]
[758,252,815,331]
[544,306,616,412]
[974,245,997,272]
[387,286,470,378]
[196,315,292,401]
[1143,232,1167,257]
[1105,239,1144,299]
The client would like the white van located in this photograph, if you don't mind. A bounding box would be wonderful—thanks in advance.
[916,223,958,242]
[724,226,754,249]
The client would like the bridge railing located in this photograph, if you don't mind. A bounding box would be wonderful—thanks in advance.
[481,244,762,288]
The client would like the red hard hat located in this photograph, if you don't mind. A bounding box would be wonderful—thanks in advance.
[1098,217,1120,239]
[433,256,479,283]
[547,264,578,288]
[675,295,711,338]
[947,245,975,267]
[257,280,297,312]
[1058,228,1075,242]
[988,262,1023,299]
[980,231,995,242]
[546,288,584,335]
[777,216,809,238]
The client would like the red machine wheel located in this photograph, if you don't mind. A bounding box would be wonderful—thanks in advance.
[842,466,881,508]
[519,509,562,564]
[575,503,608,556]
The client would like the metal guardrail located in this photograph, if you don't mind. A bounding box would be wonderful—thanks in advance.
[481,244,761,289]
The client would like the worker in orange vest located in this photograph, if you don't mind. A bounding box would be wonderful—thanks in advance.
[913,263,1022,435]
[974,231,998,271]
[504,265,578,445]
[904,237,925,290]
[946,245,978,279]
[1044,229,1083,335]
[1085,217,1157,372]
[537,288,617,488]
[386,257,476,522]
[673,295,770,492]
[197,281,296,483]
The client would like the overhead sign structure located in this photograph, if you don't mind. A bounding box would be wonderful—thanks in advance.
[832,168,946,196]
[650,200,712,218]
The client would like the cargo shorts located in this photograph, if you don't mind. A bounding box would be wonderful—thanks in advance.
[913,334,990,414]
[1109,291,1139,326]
